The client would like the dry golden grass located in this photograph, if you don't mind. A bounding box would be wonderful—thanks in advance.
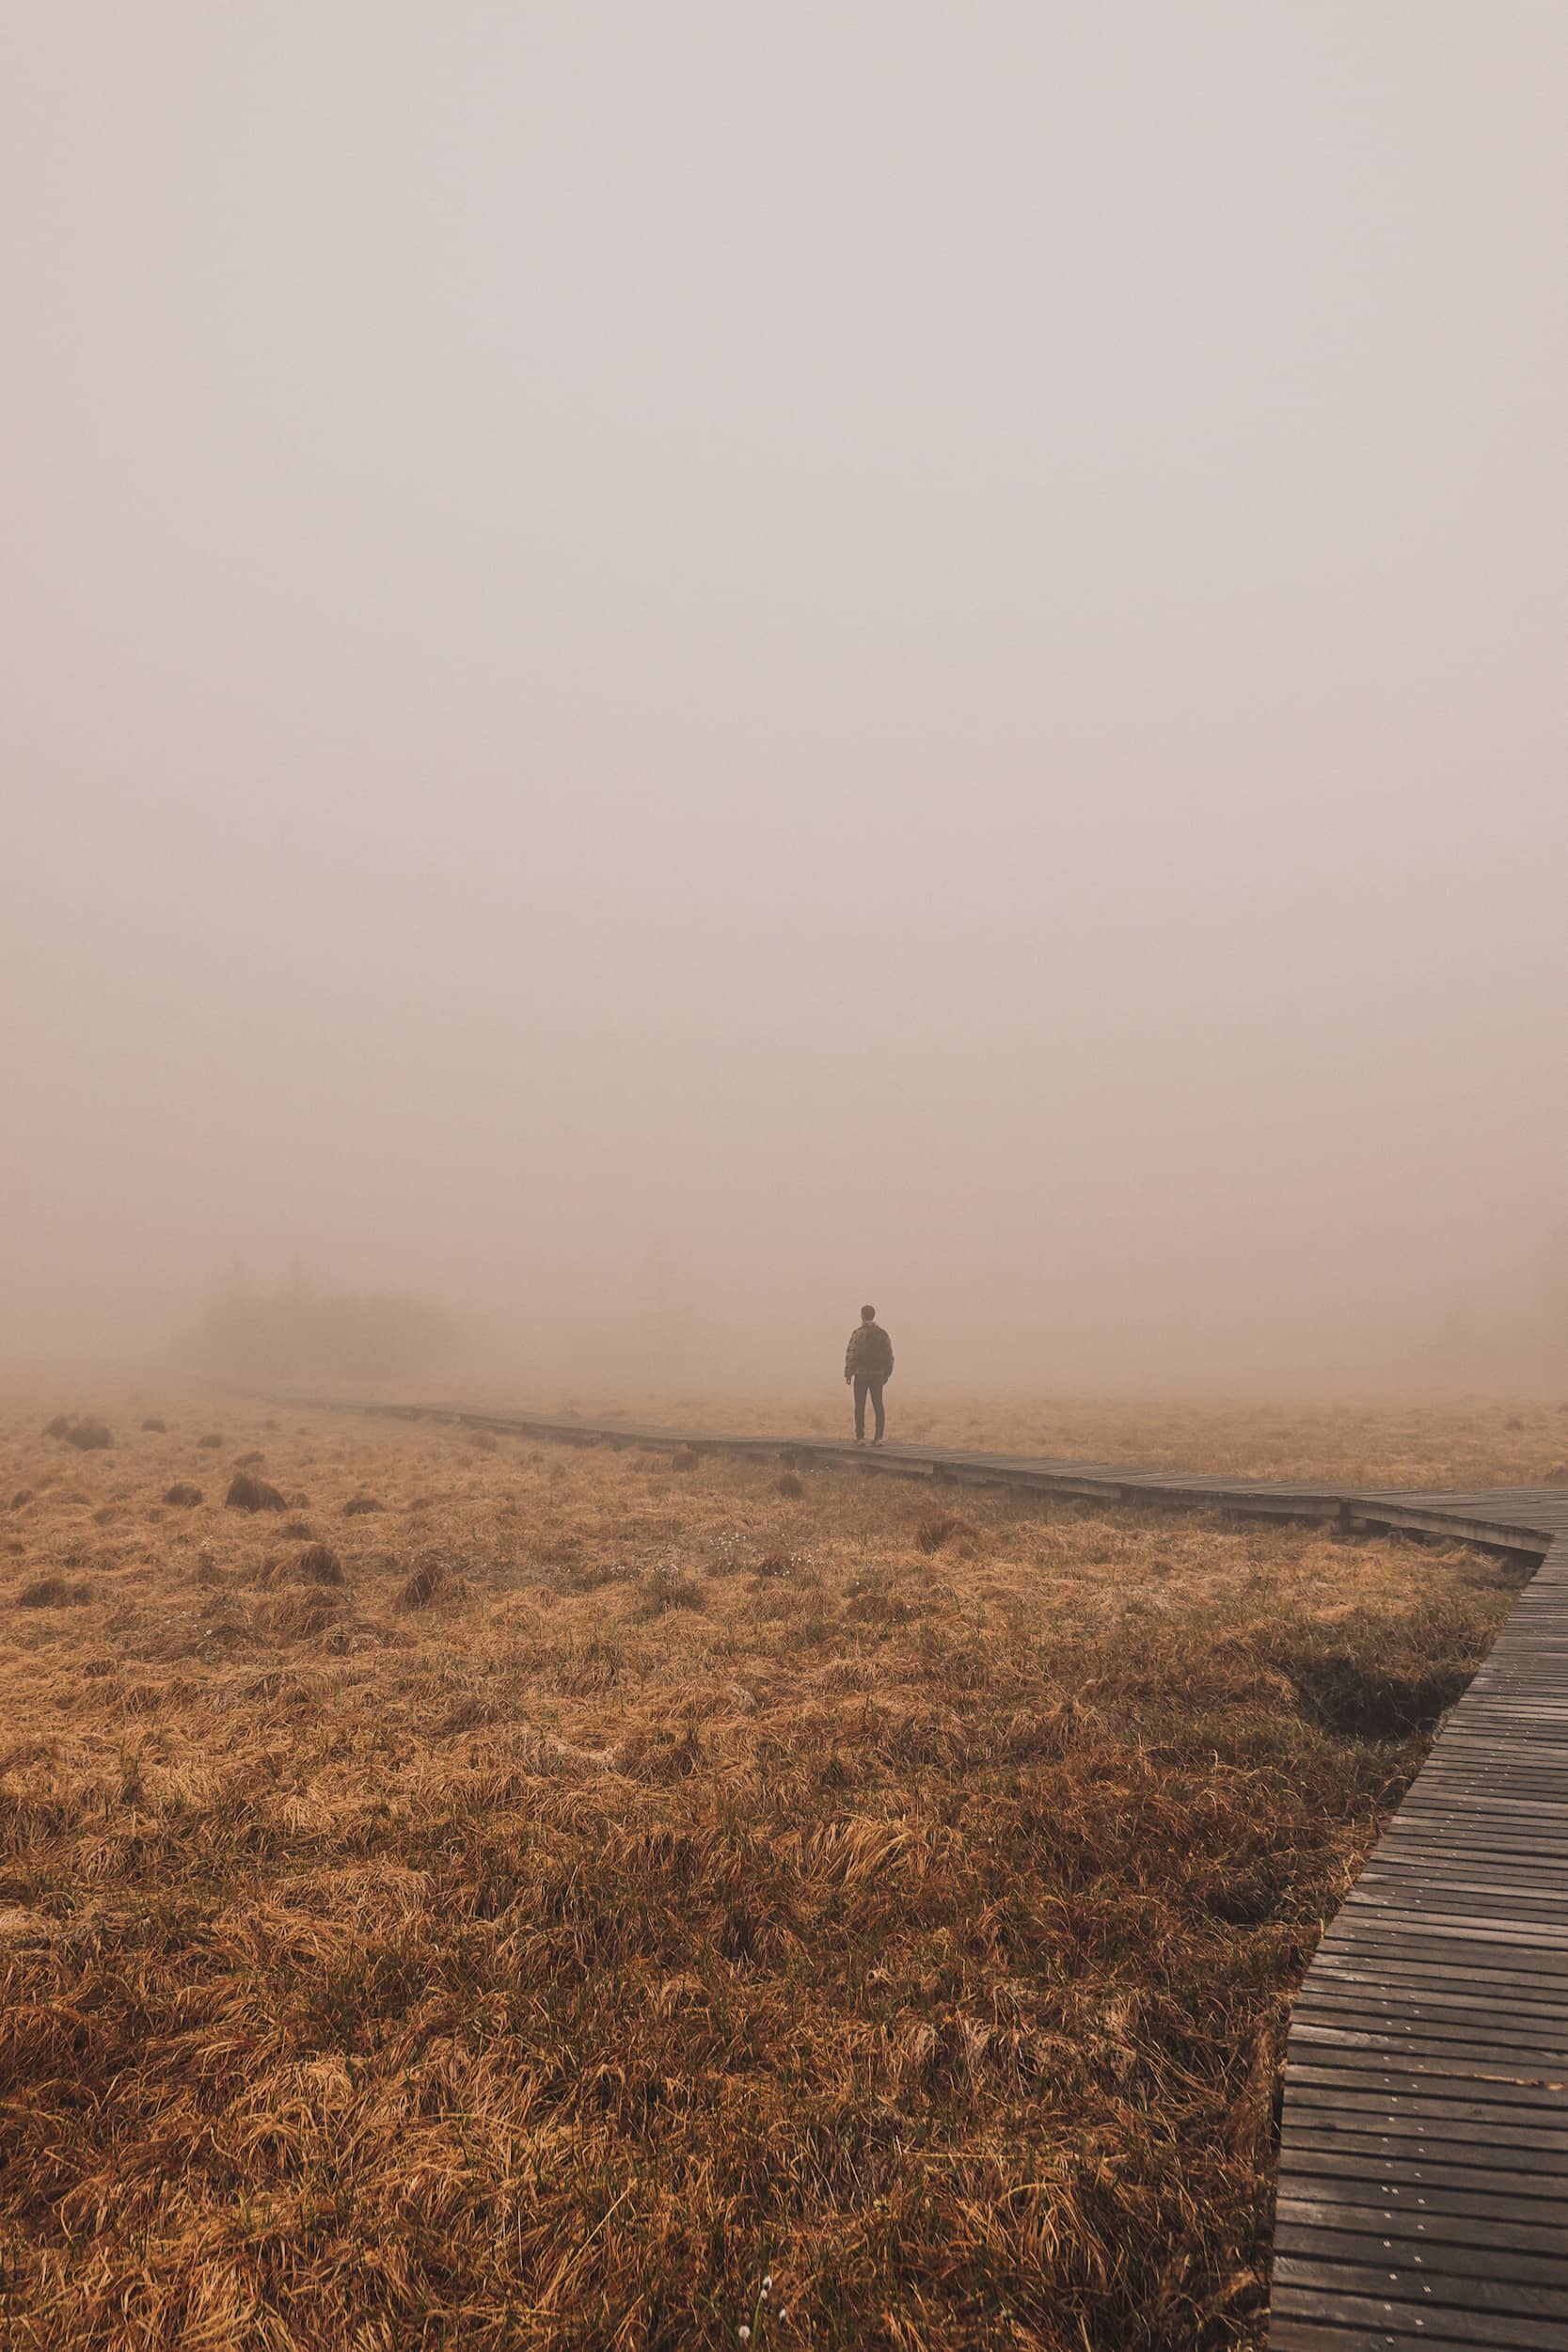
[543,1386,1568,1488]
[0,1395,1526,2349]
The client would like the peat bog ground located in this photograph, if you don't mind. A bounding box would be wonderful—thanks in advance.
[0,1394,1535,2349]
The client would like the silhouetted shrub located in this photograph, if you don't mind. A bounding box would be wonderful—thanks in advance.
[44,1415,113,1451]
[174,1275,467,1385]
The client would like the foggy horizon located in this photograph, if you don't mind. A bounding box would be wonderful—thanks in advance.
[7,5,1568,1397]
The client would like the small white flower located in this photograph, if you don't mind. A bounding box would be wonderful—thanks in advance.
[762,2277,772,2295]
[737,2330,751,2344]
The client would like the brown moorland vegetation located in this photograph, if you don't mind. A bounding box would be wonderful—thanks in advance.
[0,1397,1528,2349]
[534,1387,1568,1490]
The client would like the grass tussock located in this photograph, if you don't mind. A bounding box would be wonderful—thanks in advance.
[225,1472,287,1514]
[0,1392,1519,2350]
[396,1559,467,1612]
[42,1414,114,1452]
[14,1575,94,1610]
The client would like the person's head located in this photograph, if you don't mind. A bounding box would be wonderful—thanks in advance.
[861,1304,876,1323]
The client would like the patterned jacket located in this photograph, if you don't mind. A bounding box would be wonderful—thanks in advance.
[845,1321,894,1379]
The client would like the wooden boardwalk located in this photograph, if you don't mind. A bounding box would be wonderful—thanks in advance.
[1270,1515,1568,2352]
[344,1401,1568,2348]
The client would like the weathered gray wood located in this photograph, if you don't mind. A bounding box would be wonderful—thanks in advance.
[1275,1524,1568,2347]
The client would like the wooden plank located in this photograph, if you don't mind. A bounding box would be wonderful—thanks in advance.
[1275,2196,1568,2256]
[1272,2255,1568,2323]
[1289,2051,1568,2086]
[1274,2149,1568,2215]
[1274,2225,1568,2290]
[1271,2292,1568,2350]
[1287,2074,1568,2122]
[1291,2019,1568,2065]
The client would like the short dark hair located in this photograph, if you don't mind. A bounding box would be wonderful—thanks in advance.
[861,1304,876,1321]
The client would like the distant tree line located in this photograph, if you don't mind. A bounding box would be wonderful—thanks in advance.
[174,1275,467,1385]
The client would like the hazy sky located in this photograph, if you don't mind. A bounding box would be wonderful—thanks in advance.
[5,4,1567,1387]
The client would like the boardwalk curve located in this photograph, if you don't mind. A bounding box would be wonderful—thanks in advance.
[333,1400,1568,2348]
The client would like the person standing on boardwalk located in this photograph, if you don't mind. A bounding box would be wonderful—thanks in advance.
[844,1305,894,1444]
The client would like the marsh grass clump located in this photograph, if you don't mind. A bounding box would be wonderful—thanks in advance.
[16,1575,94,1608]
[915,1510,975,1554]
[256,1544,344,1590]
[634,1562,705,1615]
[43,1414,113,1451]
[140,1415,166,1432]
[162,1483,203,1507]
[343,1494,384,1515]
[396,1558,467,1610]
[268,1585,345,1640]
[0,1391,1520,2352]
[225,1471,287,1513]
[294,1543,344,1585]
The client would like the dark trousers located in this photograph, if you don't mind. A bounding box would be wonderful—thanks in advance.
[852,1375,886,1440]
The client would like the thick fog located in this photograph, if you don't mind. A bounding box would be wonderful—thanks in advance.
[6,4,1568,1393]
